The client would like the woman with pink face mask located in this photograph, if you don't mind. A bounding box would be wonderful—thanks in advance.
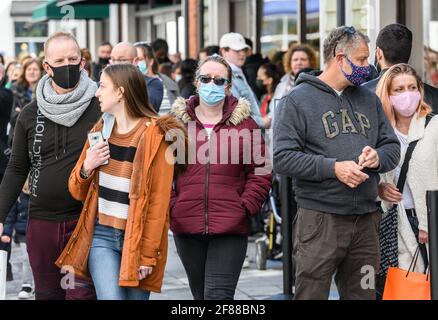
[376,64,437,291]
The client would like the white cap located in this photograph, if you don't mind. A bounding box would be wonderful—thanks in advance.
[219,33,250,51]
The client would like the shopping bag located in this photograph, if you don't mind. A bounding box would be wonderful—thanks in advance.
[0,250,7,300]
[383,247,431,300]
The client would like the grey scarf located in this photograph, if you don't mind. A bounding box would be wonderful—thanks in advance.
[36,70,98,127]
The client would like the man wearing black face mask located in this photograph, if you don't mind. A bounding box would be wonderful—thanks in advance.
[91,41,112,81]
[0,32,101,300]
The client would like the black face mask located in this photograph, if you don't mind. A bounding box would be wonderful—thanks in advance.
[256,79,267,92]
[47,62,81,89]
[98,57,110,66]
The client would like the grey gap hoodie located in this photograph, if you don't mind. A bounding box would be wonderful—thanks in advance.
[273,73,400,215]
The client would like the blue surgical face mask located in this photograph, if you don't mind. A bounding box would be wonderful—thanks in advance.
[199,82,226,106]
[138,60,148,74]
[341,56,371,86]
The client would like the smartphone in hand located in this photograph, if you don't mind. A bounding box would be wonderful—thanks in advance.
[88,132,109,165]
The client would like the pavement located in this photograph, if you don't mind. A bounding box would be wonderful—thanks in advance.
[151,233,287,300]
[5,232,340,300]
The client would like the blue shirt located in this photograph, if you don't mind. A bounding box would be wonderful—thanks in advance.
[144,75,164,112]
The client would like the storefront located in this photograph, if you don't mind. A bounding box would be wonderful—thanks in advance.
[0,0,47,59]
[56,0,183,58]
[23,0,438,83]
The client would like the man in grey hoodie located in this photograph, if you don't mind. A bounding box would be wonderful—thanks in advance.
[273,26,400,300]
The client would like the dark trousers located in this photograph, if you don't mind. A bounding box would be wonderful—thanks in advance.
[174,234,247,300]
[293,208,381,300]
[26,218,96,300]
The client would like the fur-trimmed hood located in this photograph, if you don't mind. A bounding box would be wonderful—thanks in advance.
[171,95,252,127]
[155,113,188,142]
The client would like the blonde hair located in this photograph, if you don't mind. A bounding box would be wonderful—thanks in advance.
[376,63,431,126]
[44,32,81,59]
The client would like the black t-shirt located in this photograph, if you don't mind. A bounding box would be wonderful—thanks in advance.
[0,97,101,223]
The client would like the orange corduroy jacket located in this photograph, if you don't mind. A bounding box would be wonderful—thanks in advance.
[55,115,186,293]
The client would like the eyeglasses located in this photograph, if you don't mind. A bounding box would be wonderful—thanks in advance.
[109,58,133,64]
[333,26,357,57]
[197,75,230,86]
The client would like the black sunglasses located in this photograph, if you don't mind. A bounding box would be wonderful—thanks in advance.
[333,26,357,57]
[197,75,230,86]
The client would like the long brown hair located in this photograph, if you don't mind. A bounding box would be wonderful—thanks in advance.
[376,63,431,126]
[102,64,158,119]
[16,58,43,88]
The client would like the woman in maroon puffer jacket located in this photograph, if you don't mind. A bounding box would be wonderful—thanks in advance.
[170,55,272,300]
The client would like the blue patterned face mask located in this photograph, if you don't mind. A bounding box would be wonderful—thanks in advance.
[341,56,371,86]
[199,83,226,106]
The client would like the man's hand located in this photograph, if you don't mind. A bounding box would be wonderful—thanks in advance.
[419,230,429,244]
[138,266,154,281]
[378,183,402,203]
[22,178,30,195]
[1,235,11,243]
[334,161,369,189]
[0,223,3,237]
[358,146,380,169]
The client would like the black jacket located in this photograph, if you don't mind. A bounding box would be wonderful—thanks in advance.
[0,97,101,223]
[178,80,196,99]
[0,87,13,176]
[243,53,270,100]
[9,83,33,147]
[2,192,29,237]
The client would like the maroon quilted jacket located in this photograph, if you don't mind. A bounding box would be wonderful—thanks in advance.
[169,95,272,236]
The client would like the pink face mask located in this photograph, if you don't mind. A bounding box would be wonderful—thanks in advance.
[390,91,421,117]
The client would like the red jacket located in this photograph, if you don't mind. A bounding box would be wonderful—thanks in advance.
[170,95,272,236]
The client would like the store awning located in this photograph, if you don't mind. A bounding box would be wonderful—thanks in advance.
[10,1,46,17]
[32,0,109,22]
[57,0,175,5]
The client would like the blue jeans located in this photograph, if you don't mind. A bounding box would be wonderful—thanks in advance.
[88,222,150,300]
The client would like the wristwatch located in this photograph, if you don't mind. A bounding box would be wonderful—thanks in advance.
[80,168,90,179]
